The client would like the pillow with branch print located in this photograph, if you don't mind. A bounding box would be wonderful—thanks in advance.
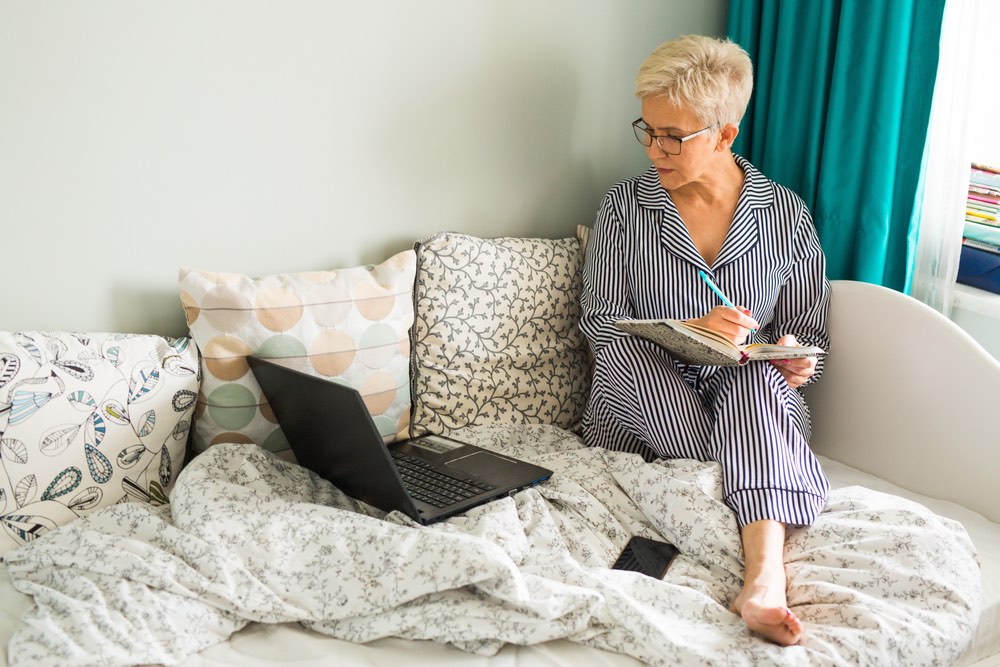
[410,232,589,436]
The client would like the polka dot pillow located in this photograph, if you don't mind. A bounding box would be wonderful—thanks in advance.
[179,251,415,459]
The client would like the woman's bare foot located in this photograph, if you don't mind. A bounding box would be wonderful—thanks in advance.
[730,576,802,645]
[733,519,802,646]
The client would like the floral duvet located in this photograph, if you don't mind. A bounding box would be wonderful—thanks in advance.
[2,425,981,666]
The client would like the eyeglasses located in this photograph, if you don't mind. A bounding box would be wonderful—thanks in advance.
[632,118,714,155]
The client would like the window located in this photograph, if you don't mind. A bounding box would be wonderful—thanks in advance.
[967,1,1000,168]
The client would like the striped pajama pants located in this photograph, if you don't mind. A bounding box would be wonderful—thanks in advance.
[583,337,829,528]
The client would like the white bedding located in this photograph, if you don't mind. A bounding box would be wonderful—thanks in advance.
[0,425,984,666]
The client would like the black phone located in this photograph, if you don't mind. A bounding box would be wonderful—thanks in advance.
[611,536,680,578]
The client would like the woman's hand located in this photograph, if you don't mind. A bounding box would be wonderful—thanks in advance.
[687,306,759,346]
[769,334,816,389]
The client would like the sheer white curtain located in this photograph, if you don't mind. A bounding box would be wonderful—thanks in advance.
[909,0,980,315]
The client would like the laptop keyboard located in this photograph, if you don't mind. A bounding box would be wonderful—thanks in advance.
[391,451,496,508]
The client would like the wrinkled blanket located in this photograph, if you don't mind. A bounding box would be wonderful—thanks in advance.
[3,425,982,666]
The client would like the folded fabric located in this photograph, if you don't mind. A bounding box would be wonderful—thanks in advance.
[965,220,1000,247]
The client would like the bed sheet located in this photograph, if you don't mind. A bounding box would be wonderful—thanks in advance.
[0,425,992,667]
[817,458,1000,666]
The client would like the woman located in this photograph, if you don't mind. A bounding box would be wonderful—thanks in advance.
[581,35,830,646]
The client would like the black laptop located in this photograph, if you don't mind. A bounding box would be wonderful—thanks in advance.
[247,356,553,525]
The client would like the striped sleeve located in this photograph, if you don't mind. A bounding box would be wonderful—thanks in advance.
[580,193,634,357]
[772,200,831,384]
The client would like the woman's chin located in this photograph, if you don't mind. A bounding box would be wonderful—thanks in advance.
[656,171,681,190]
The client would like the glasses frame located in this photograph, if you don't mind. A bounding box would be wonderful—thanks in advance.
[632,118,714,155]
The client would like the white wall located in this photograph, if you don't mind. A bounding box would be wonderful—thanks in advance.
[0,1,727,337]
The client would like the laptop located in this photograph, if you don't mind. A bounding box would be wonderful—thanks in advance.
[247,355,554,525]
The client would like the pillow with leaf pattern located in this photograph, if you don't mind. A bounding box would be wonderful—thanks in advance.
[410,232,590,435]
[0,331,199,556]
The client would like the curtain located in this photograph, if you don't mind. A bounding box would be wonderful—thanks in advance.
[909,0,979,315]
[727,0,946,290]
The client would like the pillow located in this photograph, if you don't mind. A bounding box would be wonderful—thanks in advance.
[0,331,199,555]
[179,251,416,459]
[410,232,589,435]
[576,224,592,255]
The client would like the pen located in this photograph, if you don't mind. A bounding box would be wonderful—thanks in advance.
[698,270,735,308]
[698,270,755,335]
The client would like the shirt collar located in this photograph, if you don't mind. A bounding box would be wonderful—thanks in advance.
[640,155,774,271]
[635,154,774,212]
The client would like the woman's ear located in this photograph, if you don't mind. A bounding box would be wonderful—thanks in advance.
[717,123,740,151]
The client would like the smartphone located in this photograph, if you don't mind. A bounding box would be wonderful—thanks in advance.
[611,536,680,578]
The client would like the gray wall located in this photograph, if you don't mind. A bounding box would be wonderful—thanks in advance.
[1,1,727,337]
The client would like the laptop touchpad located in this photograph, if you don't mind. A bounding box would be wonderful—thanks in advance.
[446,451,516,477]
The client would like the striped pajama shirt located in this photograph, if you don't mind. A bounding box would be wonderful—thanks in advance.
[581,155,831,528]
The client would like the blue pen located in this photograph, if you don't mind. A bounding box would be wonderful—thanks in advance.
[698,270,735,308]
[698,270,755,335]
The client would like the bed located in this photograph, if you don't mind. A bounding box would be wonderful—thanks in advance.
[2,265,999,665]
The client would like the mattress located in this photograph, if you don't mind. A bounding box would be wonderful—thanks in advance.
[1,451,997,667]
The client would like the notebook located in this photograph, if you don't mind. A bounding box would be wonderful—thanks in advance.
[247,356,554,525]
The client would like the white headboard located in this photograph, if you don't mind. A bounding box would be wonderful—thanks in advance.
[804,280,1000,523]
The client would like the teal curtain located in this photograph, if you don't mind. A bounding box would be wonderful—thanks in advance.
[727,0,945,290]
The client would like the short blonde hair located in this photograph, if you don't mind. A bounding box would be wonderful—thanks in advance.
[635,35,753,127]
